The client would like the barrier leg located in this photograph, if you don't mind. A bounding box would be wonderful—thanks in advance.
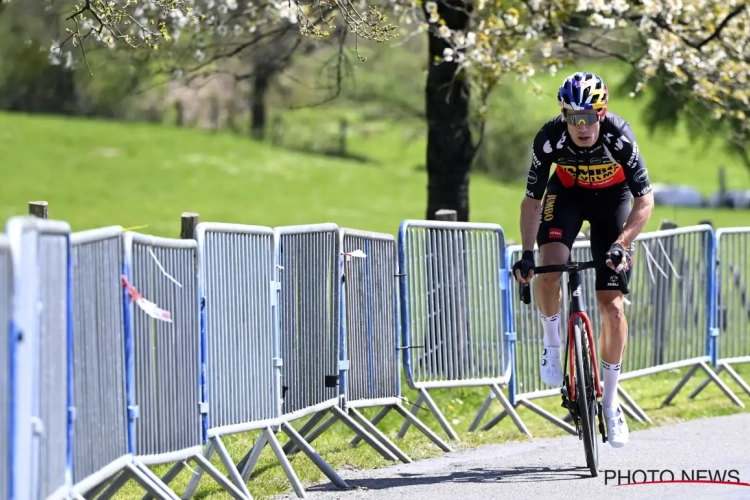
[349,406,392,446]
[468,390,495,432]
[264,427,306,498]
[80,476,116,499]
[95,466,172,500]
[663,362,744,408]
[328,406,398,461]
[348,408,412,463]
[182,440,216,499]
[285,411,339,456]
[397,388,459,441]
[281,422,350,490]
[619,401,644,423]
[517,399,576,435]
[718,363,750,397]
[141,461,187,500]
[239,432,268,482]
[396,391,425,439]
[282,411,328,455]
[662,364,700,405]
[192,453,251,500]
[689,363,725,399]
[690,362,750,399]
[491,383,531,437]
[393,403,453,452]
[212,436,253,499]
[95,471,133,500]
[617,386,652,424]
[480,408,508,431]
[134,464,182,500]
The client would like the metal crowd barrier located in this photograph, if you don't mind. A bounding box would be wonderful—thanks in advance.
[273,224,398,488]
[690,228,750,401]
[99,232,247,499]
[396,220,528,441]
[0,234,12,500]
[5,216,72,500]
[341,229,452,459]
[183,222,290,499]
[68,227,132,496]
[623,226,741,408]
[4,206,750,500]
[494,225,744,436]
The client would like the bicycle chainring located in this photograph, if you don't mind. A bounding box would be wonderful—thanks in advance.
[560,375,582,438]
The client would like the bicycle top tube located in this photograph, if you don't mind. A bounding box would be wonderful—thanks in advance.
[532,261,596,275]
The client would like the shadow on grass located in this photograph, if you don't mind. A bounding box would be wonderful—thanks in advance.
[278,143,381,166]
[304,465,593,493]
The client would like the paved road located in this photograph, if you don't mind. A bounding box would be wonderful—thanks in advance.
[277,412,750,500]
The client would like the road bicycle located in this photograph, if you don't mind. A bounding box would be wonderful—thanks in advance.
[517,259,629,477]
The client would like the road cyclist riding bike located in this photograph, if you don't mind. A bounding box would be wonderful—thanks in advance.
[512,71,655,449]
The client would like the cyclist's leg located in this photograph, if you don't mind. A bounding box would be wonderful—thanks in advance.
[588,189,632,447]
[535,179,583,387]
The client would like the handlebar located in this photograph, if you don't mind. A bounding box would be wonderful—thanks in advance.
[517,260,630,304]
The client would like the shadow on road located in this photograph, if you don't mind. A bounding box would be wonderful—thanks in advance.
[305,466,594,493]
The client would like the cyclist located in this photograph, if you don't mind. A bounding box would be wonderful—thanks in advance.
[512,71,655,448]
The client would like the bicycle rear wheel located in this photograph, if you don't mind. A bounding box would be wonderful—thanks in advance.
[573,316,599,477]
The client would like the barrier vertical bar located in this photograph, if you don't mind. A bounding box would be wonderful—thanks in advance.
[0,235,12,500]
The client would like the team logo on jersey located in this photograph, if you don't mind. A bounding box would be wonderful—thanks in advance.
[555,163,625,189]
[543,195,556,222]
[634,168,648,183]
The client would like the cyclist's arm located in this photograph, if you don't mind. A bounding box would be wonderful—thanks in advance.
[614,122,655,248]
[520,128,554,252]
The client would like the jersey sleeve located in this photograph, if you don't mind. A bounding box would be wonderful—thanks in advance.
[525,127,555,200]
[612,121,652,197]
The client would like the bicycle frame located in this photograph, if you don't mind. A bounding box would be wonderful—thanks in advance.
[566,268,601,401]
[518,259,630,401]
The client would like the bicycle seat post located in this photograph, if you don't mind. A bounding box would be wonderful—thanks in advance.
[568,266,586,316]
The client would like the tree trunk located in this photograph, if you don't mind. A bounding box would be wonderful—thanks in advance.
[250,68,271,140]
[424,0,474,222]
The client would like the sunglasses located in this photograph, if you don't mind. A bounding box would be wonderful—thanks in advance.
[564,112,600,126]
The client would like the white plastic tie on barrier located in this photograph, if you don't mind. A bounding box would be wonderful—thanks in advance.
[657,239,681,279]
[343,249,367,260]
[148,247,183,288]
[121,275,173,323]
[640,242,669,283]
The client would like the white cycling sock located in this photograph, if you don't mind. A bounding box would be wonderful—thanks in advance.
[539,312,561,347]
[602,361,621,409]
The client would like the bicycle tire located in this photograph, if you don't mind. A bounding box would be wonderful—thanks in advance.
[573,316,599,477]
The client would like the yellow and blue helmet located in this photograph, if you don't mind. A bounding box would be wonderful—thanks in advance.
[558,72,608,111]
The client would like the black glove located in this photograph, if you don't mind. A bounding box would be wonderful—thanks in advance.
[605,243,632,273]
[512,250,536,282]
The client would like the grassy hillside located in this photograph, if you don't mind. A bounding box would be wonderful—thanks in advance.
[1,87,749,242]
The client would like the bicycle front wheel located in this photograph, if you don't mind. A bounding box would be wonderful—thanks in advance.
[573,315,599,477]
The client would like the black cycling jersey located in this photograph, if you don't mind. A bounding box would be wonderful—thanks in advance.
[525,111,652,200]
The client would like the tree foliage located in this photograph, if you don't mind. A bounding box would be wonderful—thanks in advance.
[433,0,749,145]
[38,0,748,146]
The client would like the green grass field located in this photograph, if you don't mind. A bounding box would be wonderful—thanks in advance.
[1,49,750,499]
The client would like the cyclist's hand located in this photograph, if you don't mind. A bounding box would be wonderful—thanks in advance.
[605,242,632,274]
[513,250,536,284]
